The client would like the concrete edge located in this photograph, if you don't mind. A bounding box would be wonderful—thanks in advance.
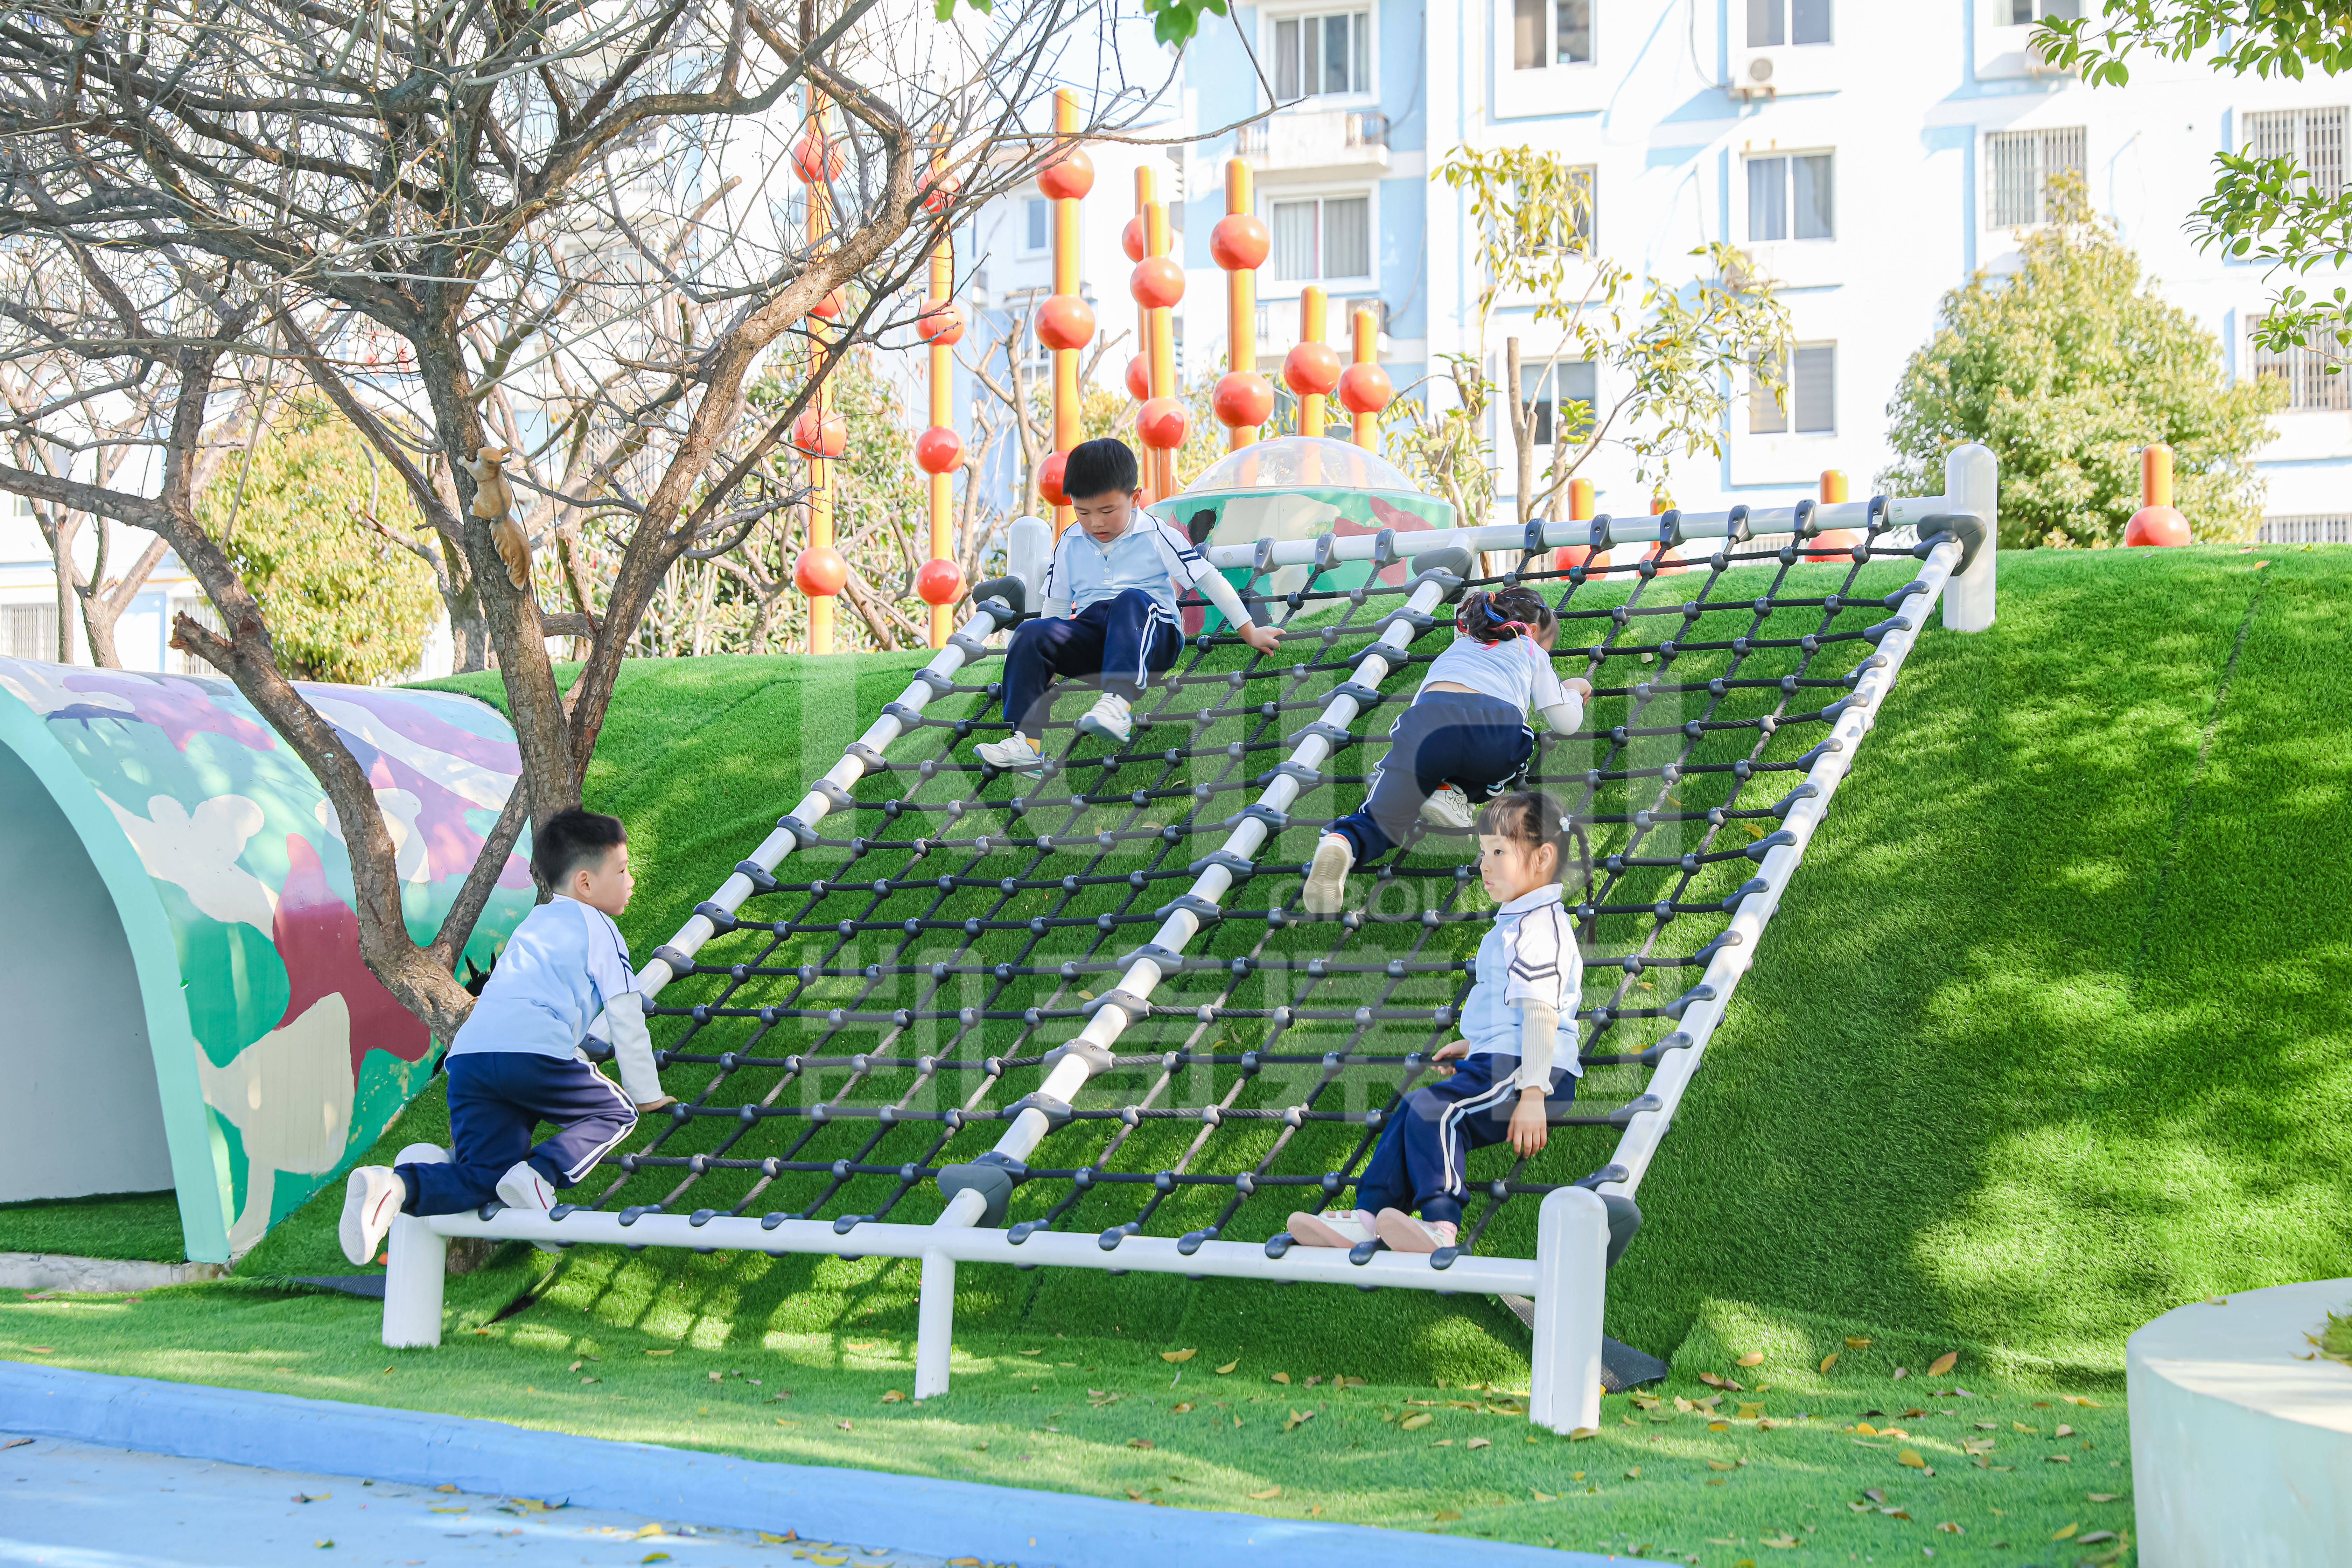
[0,1255,226,1292]
[0,1362,1611,1568]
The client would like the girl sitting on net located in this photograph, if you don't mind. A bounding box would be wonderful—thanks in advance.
[1290,790,1587,1253]
[1303,584,1589,915]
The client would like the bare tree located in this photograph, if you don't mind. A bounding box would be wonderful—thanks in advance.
[0,0,1164,1041]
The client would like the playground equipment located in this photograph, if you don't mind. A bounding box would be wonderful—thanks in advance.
[915,166,966,649]
[2125,442,2191,547]
[792,91,843,656]
[0,659,531,1262]
[382,441,2000,1436]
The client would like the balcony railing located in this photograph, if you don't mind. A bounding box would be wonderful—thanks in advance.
[1237,110,1389,172]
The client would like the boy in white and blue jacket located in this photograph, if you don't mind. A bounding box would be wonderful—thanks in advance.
[974,438,1282,771]
[1291,790,1587,1255]
[336,808,671,1265]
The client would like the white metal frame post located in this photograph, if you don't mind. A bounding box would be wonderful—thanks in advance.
[382,1143,450,1349]
[1527,1186,1609,1434]
[1942,443,1997,632]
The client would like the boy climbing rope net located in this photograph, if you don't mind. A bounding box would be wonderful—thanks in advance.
[338,808,670,1266]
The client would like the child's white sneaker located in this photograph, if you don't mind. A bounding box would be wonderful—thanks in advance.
[1303,832,1353,915]
[974,732,1046,772]
[339,1165,406,1266]
[1374,1208,1459,1254]
[1074,691,1133,743]
[1419,784,1475,830]
[495,1161,564,1254]
[1287,1208,1378,1248]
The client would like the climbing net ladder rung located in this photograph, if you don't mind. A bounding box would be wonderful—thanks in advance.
[386,450,1997,1437]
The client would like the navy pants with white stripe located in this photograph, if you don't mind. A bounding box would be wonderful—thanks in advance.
[1001,589,1183,736]
[1352,1053,1577,1227]
[398,1051,637,1216]
[1327,690,1535,863]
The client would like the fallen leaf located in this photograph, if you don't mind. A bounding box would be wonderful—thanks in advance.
[1706,1459,1737,1471]
[581,1377,600,1385]
[1172,1401,1194,1413]
[1898,1448,1926,1469]
[2064,1395,2104,1408]
[1019,1349,1042,1356]
[2046,1453,2072,1463]
[1855,1422,1879,1435]
[837,1420,852,1431]
[1531,1488,1557,1501]
[1247,1486,1281,1500]
[26,1348,52,1355]
[1892,1367,1909,1380]
[2079,1530,2117,1544]
[2052,1522,2078,1540]
[1282,1409,1315,1432]
[0,1440,30,1452]
[1568,1427,1596,1441]
[2055,1423,2074,1437]
[642,1557,671,1565]
[1467,1437,1491,1450]
[435,1485,458,1493]
[1270,1372,1290,1385]
[1699,1372,1726,1387]
[293,1492,330,1503]
[1936,1521,1964,1534]
[644,1349,673,1357]
[1433,1510,1463,1521]
[1623,1467,1641,1479]
[1736,1351,1765,1367]
[1846,1336,1871,1349]
[1738,1402,1765,1419]
[1760,1536,1800,1550]
[1927,1351,1958,1376]
[2087,1492,2123,1502]
[1400,1413,1433,1430]
[1819,1352,1839,1373]
[569,1361,582,1372]
[428,1507,467,1515]
[1161,1348,1197,1363]
[707,1371,721,1383]
[2015,1421,2038,1433]
[1214,1360,1239,1375]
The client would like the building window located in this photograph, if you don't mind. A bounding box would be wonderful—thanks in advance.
[1023,198,1049,253]
[2,602,59,662]
[2252,318,2348,411]
[1747,0,1831,46]
[1274,10,1371,101]
[2244,107,2347,199]
[1750,344,1836,434]
[1746,153,1834,242]
[1513,0,1592,69]
[2004,0,2080,21]
[1518,165,1597,254]
[1985,126,2086,228]
[1520,359,1597,448]
[1269,195,1371,282]
[2259,513,2352,544]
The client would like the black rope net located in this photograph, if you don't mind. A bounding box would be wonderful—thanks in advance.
[571,512,1935,1267]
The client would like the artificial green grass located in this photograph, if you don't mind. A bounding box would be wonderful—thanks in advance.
[0,1190,187,1264]
[1,1282,2134,1564]
[31,544,2352,1562]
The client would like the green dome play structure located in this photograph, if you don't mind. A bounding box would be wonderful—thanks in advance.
[0,659,533,1263]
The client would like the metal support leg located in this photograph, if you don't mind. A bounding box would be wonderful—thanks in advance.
[382,1143,449,1350]
[1528,1186,1608,1434]
[1942,443,1998,633]
[913,1247,955,1400]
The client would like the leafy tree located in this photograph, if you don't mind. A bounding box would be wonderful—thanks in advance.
[197,403,442,683]
[1879,182,2282,548]
[2039,3,2352,358]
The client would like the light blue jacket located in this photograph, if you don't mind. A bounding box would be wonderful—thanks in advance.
[1041,518,1250,624]
[1459,883,1584,1088]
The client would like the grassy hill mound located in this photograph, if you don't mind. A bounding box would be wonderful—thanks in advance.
[230,544,2352,1379]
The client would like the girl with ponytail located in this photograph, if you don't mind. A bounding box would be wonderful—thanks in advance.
[1304,585,1590,915]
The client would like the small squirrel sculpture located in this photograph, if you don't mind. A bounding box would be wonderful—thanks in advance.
[464,445,531,589]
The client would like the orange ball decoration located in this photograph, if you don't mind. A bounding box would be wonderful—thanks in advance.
[1209,213,1271,271]
[791,409,846,458]
[1802,528,1862,559]
[810,287,846,320]
[791,129,844,184]
[913,425,964,475]
[917,301,964,346]
[1034,293,1096,352]
[1122,217,1146,264]
[915,557,965,606]
[1337,362,1393,415]
[1212,371,1275,429]
[2124,505,2191,546]
[1136,395,1190,451]
[1554,545,1611,573]
[1125,354,1152,402]
[1129,256,1185,310]
[793,545,847,597]
[1037,450,1070,507]
[1283,341,1343,396]
[1644,545,1692,578]
[1036,146,1095,201]
[920,165,961,213]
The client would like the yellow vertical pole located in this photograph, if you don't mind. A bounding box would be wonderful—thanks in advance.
[928,234,954,649]
[1349,307,1377,449]
[1050,89,1080,536]
[1143,171,1178,504]
[806,94,834,656]
[1226,159,1257,450]
[1298,286,1328,439]
[1133,165,1158,501]
[1819,469,1848,504]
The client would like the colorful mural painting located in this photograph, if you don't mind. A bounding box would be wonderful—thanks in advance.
[0,659,533,1262]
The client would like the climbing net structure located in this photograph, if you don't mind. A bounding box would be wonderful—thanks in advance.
[392,481,1990,1433]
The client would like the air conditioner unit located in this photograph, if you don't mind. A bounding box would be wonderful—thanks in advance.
[1729,44,1836,99]
[1732,52,1777,102]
